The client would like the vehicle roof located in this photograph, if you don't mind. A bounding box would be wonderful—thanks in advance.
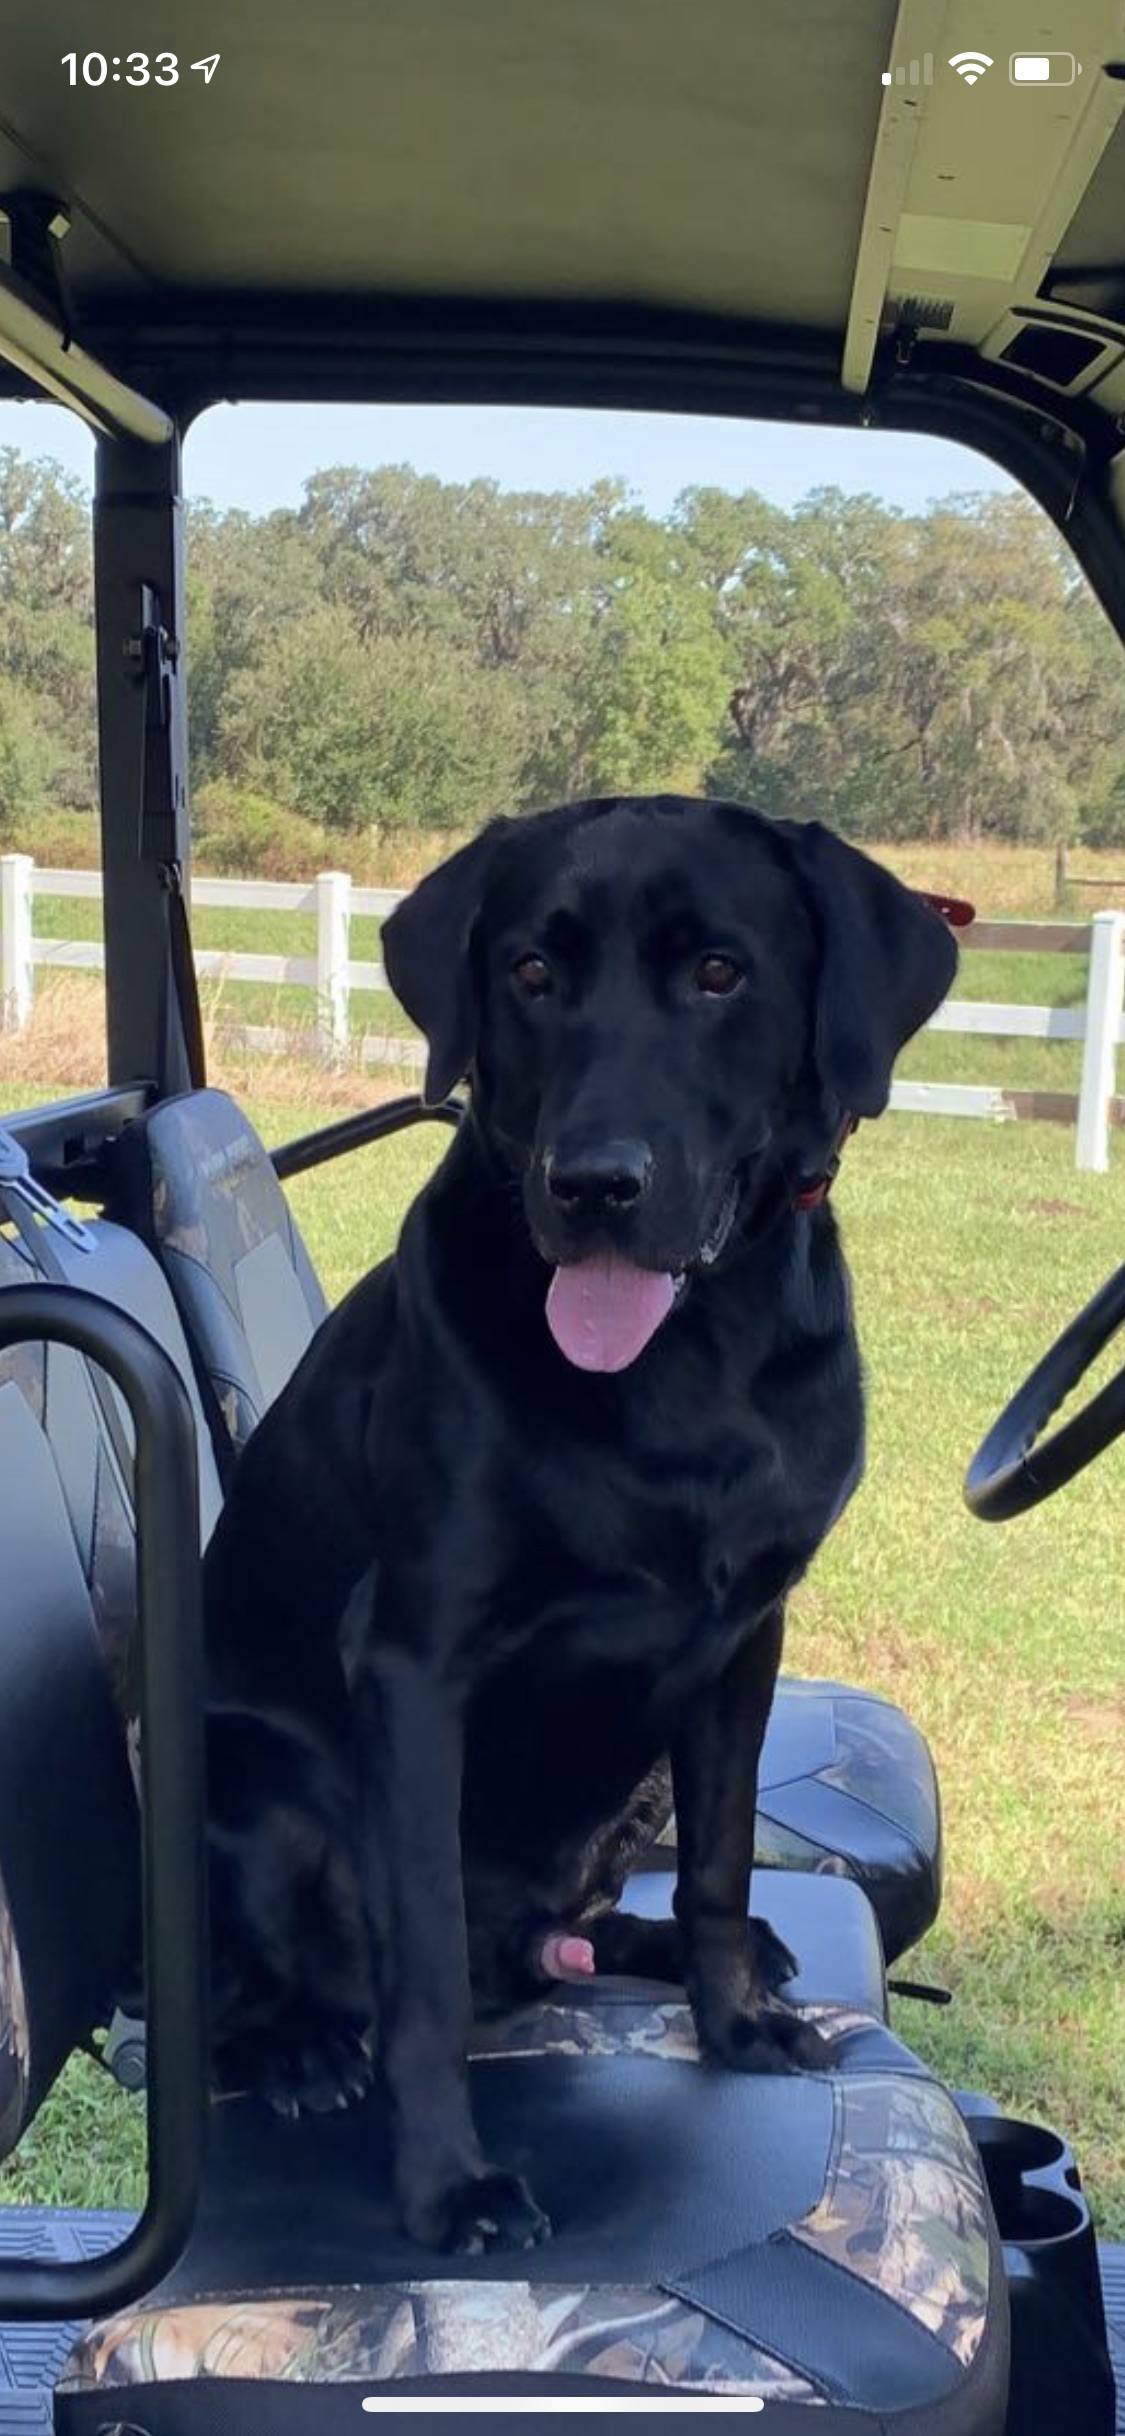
[3,3,1125,617]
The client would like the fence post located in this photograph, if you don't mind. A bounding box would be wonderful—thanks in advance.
[1055,839,1069,908]
[315,869,350,1062]
[0,853,34,1034]
[1076,909,1125,1171]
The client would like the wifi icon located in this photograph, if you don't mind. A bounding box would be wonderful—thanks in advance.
[949,50,994,83]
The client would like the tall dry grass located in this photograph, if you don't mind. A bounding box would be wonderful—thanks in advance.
[17,817,1120,912]
[291,831,1119,913]
[0,972,418,1112]
[879,839,1100,917]
[350,834,1118,912]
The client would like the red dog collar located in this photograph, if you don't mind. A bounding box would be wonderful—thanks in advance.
[792,1114,859,1211]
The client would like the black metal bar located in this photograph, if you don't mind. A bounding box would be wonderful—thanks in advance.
[93,430,194,1097]
[271,1092,463,1181]
[0,1084,154,1201]
[59,304,1125,632]
[0,1288,208,2318]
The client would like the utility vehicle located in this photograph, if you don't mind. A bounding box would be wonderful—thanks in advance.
[0,4,1124,2427]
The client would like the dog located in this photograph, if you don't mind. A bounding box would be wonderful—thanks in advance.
[202,793,956,2253]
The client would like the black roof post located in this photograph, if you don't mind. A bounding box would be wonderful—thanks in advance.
[93,428,195,1096]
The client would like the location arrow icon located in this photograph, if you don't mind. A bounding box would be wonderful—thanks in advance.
[191,54,220,83]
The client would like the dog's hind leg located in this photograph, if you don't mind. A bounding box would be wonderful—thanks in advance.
[585,1912,684,1980]
[531,1904,797,1990]
[207,1707,376,2117]
[587,1910,797,1988]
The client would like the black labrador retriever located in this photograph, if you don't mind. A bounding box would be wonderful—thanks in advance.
[203,792,956,2253]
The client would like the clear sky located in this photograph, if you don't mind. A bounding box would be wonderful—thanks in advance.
[0,396,1016,519]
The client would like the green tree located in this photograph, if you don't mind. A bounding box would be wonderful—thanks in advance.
[0,448,96,808]
[218,602,527,830]
[186,501,323,787]
[565,507,735,796]
[0,673,55,837]
[2,440,1124,856]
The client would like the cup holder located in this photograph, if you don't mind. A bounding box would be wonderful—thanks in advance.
[976,2119,1066,2174]
[1000,2181,1085,2245]
[960,2106,1114,2436]
[969,2117,1087,2245]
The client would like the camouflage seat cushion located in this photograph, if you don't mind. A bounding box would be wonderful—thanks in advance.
[753,1676,942,1963]
[649,1677,942,1966]
[55,1989,1008,2433]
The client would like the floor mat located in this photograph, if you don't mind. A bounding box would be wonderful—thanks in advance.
[1101,2243,1125,2435]
[0,2207,134,2434]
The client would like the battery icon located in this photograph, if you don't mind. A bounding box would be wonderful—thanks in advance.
[1010,52,1081,82]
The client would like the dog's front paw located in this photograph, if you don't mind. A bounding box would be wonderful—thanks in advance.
[404,2166,552,2255]
[267,2024,374,2116]
[698,2000,834,2075]
[748,1915,800,1991]
[216,2021,373,2117]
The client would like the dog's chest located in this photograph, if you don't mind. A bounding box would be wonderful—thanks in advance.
[499,1295,863,1681]
[524,1412,823,1665]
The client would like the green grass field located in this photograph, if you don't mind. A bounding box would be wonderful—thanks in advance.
[3,851,1125,2236]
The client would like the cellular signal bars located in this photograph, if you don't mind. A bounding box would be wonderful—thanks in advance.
[881,55,934,84]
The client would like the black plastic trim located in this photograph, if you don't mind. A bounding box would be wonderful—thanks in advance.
[0,1287,208,2320]
[0,1085,154,1202]
[135,318,1125,656]
[270,1093,463,1180]
[93,430,196,1098]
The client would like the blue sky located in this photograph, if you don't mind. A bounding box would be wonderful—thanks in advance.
[0,397,1016,519]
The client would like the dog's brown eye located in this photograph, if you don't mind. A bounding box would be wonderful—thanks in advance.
[512,953,553,998]
[694,954,743,997]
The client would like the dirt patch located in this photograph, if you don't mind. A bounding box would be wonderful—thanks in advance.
[937,1294,1001,1320]
[793,1606,947,1692]
[1065,1694,1125,1742]
[1026,1198,1087,1220]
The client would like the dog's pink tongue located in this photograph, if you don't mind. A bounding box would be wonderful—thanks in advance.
[546,1253,675,1373]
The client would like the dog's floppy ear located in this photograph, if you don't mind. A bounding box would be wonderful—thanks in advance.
[381,819,513,1105]
[781,819,958,1117]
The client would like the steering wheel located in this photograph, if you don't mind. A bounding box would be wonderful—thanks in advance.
[964,1259,1125,1520]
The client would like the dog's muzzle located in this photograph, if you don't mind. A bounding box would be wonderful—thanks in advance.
[543,1170,742,1375]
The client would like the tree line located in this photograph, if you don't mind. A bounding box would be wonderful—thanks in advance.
[2,442,1125,855]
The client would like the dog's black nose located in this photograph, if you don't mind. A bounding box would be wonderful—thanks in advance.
[544,1139,654,1214]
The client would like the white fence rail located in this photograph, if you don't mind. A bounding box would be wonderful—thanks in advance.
[3,858,1124,1170]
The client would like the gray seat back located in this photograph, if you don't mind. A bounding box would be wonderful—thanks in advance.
[109,1088,326,1475]
[1,1225,223,1710]
[0,1218,224,2151]
[0,1248,136,2153]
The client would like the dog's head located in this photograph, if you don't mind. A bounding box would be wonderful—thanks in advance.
[382,797,956,1372]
